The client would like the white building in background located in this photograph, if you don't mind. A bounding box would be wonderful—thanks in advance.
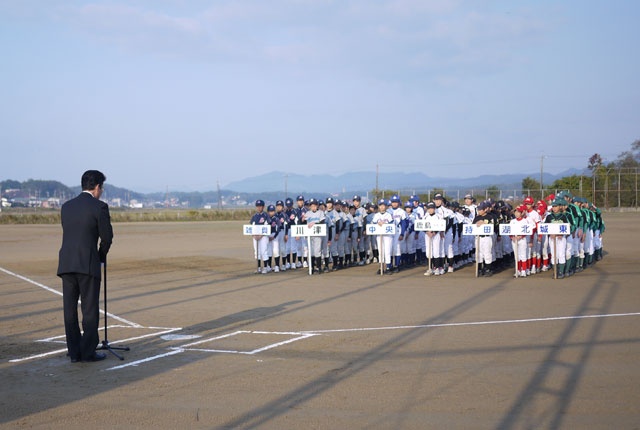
[129,199,143,209]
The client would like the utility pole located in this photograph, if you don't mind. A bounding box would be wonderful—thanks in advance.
[375,163,379,199]
[540,155,545,200]
[284,174,288,200]
[165,185,169,208]
[217,180,222,210]
[618,168,621,208]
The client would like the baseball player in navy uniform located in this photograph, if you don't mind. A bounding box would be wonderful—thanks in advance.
[353,196,367,265]
[295,195,308,268]
[270,201,288,272]
[364,203,378,263]
[284,198,298,270]
[250,200,271,274]
[319,200,333,272]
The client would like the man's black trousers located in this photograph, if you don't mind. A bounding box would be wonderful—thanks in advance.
[62,273,101,361]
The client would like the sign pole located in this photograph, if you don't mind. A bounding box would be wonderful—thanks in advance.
[307,235,312,275]
[379,235,384,276]
[513,237,518,278]
[553,236,558,280]
[475,236,479,277]
[428,234,432,274]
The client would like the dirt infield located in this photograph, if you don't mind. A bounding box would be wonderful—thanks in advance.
[1,214,639,429]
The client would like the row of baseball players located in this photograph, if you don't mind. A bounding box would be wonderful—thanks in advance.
[249,192,604,277]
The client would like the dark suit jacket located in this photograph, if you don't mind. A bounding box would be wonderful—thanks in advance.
[57,192,113,279]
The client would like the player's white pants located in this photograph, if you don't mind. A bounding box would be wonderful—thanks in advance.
[578,234,585,258]
[351,229,359,255]
[541,235,550,261]
[443,231,453,259]
[550,236,567,264]
[495,236,503,259]
[566,234,575,260]
[310,236,322,257]
[406,232,416,254]
[337,230,347,257]
[416,232,425,251]
[513,238,527,262]
[478,236,493,264]
[392,231,402,257]
[377,235,393,265]
[585,229,594,256]
[272,234,285,258]
[572,233,580,257]
[321,232,330,258]
[362,234,373,256]
[285,232,294,255]
[357,227,366,252]
[253,236,269,261]
[424,233,442,259]
[328,227,338,257]
[593,229,602,250]
[503,235,513,254]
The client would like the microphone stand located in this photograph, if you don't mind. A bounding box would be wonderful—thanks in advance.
[96,258,129,360]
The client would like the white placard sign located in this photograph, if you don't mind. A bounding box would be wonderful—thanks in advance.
[499,223,534,236]
[365,223,397,235]
[537,223,571,235]
[462,224,494,236]
[414,219,446,232]
[290,224,327,237]
[243,225,271,235]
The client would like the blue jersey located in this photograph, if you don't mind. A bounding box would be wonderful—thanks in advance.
[271,211,286,237]
[295,206,308,225]
[250,212,270,225]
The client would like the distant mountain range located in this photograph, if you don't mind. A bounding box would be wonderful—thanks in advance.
[224,169,585,193]
[2,168,586,207]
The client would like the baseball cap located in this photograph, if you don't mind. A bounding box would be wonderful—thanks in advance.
[309,198,318,205]
[296,195,304,201]
[318,200,325,206]
[426,202,436,209]
[524,196,534,204]
[285,198,293,207]
[404,201,412,208]
[390,194,400,202]
[378,198,387,205]
[464,194,473,199]
[255,200,265,206]
[276,200,284,206]
[267,205,275,212]
[326,197,334,204]
[434,193,443,200]
[353,195,361,201]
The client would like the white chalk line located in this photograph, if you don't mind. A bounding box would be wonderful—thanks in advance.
[106,349,185,371]
[0,266,141,328]
[106,331,318,371]
[9,327,182,363]
[297,312,640,334]
[106,312,640,371]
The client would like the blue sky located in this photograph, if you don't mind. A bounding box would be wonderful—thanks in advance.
[1,0,638,192]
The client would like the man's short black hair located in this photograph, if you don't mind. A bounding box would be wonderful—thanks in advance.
[81,170,106,191]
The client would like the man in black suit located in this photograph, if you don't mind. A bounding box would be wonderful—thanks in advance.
[57,170,113,362]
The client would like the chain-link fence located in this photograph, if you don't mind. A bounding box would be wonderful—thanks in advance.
[371,167,639,208]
